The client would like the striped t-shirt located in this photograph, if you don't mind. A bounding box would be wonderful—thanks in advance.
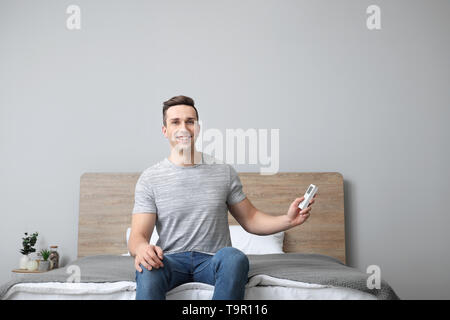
[132,152,247,255]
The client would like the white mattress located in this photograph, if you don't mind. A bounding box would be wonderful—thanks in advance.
[3,275,377,300]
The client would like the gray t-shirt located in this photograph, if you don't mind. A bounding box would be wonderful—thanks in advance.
[132,153,247,255]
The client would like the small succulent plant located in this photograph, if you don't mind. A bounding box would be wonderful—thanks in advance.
[40,249,51,261]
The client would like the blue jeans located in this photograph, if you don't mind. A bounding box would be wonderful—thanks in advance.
[135,246,249,300]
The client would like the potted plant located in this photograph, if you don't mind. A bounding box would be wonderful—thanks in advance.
[19,232,38,269]
[38,249,51,271]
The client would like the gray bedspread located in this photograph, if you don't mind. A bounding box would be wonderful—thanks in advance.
[0,253,399,300]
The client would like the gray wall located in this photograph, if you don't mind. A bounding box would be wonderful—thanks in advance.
[1,0,449,299]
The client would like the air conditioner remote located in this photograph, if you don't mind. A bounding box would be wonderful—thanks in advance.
[298,184,318,210]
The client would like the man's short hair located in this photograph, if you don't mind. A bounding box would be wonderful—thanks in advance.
[162,95,199,127]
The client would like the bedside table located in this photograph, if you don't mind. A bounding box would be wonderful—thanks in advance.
[11,269,47,279]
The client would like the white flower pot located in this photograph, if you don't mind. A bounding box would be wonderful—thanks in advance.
[19,254,30,269]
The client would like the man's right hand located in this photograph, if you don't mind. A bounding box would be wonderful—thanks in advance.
[134,243,164,272]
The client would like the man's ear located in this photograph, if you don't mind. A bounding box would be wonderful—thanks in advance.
[162,125,167,138]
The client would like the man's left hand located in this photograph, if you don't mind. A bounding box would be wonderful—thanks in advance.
[286,194,317,227]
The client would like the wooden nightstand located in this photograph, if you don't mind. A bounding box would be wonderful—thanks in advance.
[11,269,47,279]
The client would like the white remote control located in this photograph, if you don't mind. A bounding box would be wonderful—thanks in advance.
[298,184,318,210]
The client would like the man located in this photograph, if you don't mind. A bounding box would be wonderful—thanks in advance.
[128,95,316,300]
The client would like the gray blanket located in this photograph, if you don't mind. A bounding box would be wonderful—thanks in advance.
[1,253,399,300]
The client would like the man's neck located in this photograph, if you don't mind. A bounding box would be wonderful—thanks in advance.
[168,148,203,167]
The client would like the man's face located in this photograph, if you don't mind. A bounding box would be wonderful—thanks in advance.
[162,105,200,151]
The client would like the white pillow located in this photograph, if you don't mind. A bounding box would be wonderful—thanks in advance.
[125,225,284,255]
[229,225,285,254]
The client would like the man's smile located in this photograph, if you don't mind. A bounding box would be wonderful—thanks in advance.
[175,135,192,143]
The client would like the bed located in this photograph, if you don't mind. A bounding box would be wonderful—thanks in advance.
[1,171,399,300]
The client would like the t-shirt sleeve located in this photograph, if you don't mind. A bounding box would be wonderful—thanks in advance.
[226,165,247,206]
[132,173,157,214]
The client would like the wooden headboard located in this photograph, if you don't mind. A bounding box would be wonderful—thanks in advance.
[78,172,346,263]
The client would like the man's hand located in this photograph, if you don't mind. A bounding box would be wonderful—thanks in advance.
[286,194,317,227]
[134,242,164,272]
